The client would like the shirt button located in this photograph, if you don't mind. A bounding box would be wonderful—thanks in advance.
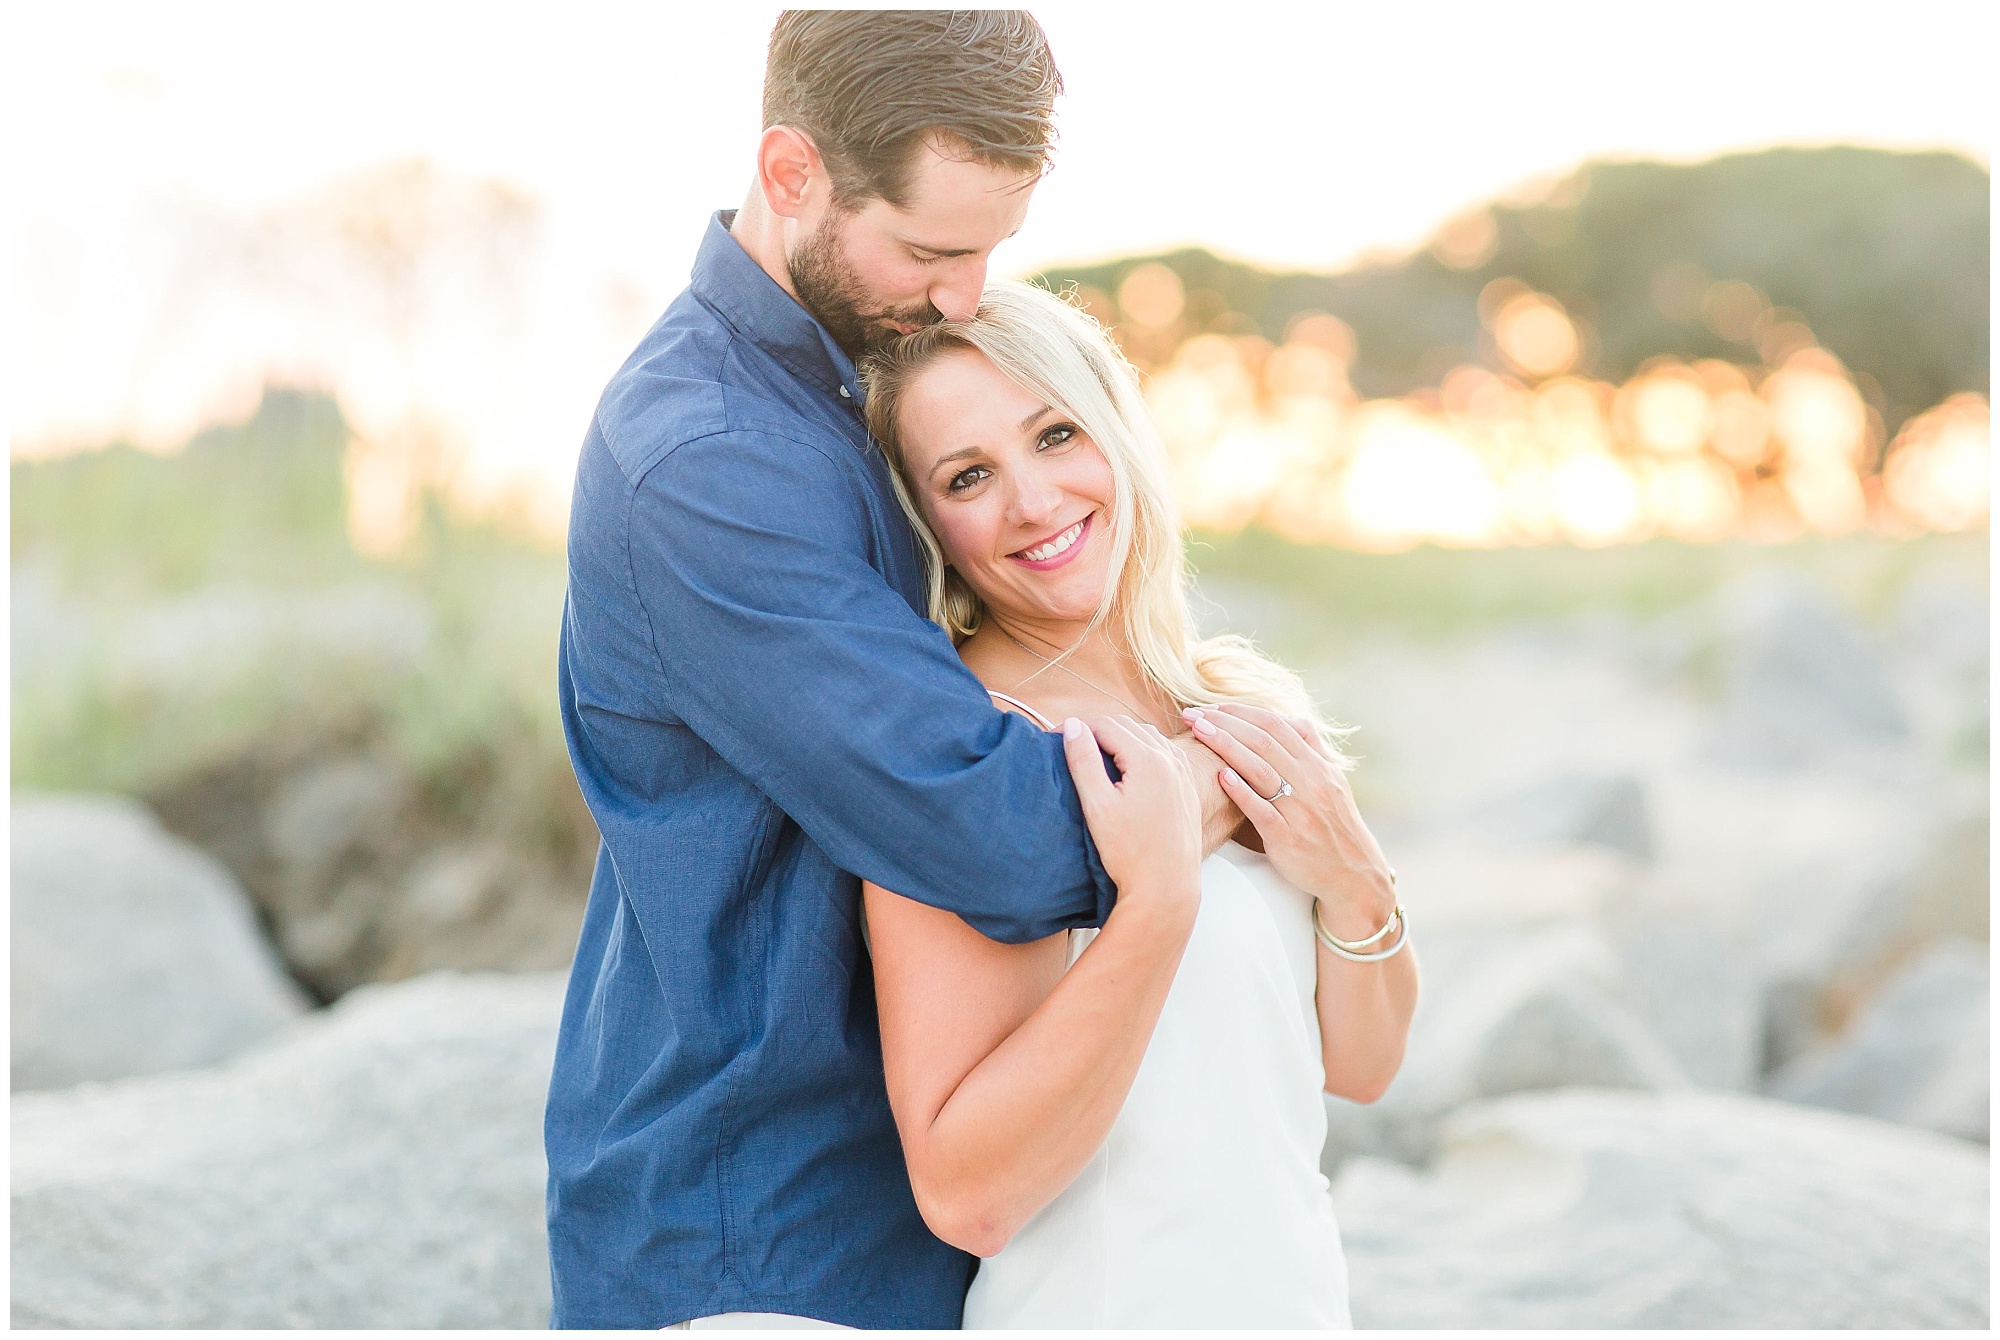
[838,385,851,398]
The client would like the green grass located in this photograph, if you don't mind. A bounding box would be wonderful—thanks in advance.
[1186,526,1988,647]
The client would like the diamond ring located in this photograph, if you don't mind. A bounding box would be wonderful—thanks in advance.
[1259,777,1294,803]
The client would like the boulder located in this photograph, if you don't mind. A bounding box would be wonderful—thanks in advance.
[1333,1088,1989,1327]
[11,794,307,1092]
[1893,568,1990,767]
[1750,786,1987,1072]
[1708,571,1907,770]
[1900,783,1991,944]
[152,747,590,1002]
[260,754,419,997]
[1601,902,1763,1090]
[1767,937,1989,1142]
[1323,909,1684,1172]
[1458,771,1654,859]
[11,971,564,1329]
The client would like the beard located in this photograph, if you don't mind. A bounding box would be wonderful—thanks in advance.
[787,212,943,358]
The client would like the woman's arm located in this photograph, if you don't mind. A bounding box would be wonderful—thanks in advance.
[1188,704,1419,1102]
[868,715,1202,1257]
[1309,919,1419,1102]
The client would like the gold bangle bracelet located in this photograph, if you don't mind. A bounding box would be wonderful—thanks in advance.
[1313,900,1410,963]
[1315,896,1401,950]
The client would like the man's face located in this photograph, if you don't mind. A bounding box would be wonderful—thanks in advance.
[789,138,1039,358]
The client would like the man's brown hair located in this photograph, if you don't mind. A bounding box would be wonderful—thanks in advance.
[762,10,1062,210]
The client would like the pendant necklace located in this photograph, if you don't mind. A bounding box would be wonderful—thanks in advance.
[993,623,1172,729]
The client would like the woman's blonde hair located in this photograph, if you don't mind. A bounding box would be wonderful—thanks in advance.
[861,280,1349,760]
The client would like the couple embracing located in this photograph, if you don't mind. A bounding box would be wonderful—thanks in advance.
[547,11,1417,1330]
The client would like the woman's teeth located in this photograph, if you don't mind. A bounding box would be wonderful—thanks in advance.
[1017,518,1086,562]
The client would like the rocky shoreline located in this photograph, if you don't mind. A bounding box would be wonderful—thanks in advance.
[12,562,1988,1328]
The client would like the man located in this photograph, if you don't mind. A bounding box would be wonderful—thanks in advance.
[547,12,1233,1329]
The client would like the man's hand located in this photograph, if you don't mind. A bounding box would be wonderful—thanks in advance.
[1170,729,1244,857]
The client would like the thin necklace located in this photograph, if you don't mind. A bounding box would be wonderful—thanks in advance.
[993,622,1167,727]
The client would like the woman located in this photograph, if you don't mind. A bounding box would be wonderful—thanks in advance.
[858,282,1418,1328]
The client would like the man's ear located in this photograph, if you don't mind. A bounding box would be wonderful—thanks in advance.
[756,125,826,221]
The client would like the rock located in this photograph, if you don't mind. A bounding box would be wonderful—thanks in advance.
[1900,783,1991,944]
[1899,569,1991,677]
[1767,937,1989,1142]
[152,747,591,1002]
[11,971,564,1329]
[11,794,307,1092]
[1894,571,1991,769]
[1323,911,1684,1172]
[1459,771,1654,859]
[1333,1088,1989,1327]
[1751,785,1988,1072]
[1385,841,1638,929]
[1304,629,1707,831]
[1905,1005,1992,1142]
[261,755,418,996]
[1709,571,1907,770]
[1602,902,1763,1090]
[375,842,585,981]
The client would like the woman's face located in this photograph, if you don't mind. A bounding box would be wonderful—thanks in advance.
[894,348,1116,629]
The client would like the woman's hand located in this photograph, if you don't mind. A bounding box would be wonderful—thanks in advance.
[1061,714,1203,931]
[1182,704,1397,943]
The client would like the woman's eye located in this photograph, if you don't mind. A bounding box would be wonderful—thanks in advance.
[1038,423,1078,450]
[946,465,992,493]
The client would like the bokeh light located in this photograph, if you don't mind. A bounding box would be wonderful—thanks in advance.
[1490,292,1580,380]
[1882,393,1991,532]
[1119,274,1988,549]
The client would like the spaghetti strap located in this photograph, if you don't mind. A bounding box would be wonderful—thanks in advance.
[988,690,1059,731]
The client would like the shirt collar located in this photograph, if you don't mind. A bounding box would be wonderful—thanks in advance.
[689,210,864,407]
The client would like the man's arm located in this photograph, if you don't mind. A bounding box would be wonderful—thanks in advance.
[619,427,1115,942]
[1172,731,1245,856]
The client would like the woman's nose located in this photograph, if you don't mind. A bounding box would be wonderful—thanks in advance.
[1009,471,1063,525]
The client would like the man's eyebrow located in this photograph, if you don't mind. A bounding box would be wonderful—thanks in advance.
[903,225,1018,258]
[904,240,979,258]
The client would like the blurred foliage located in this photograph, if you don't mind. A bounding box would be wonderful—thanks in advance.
[1188,525,1988,653]
[16,384,1979,818]
[11,388,590,873]
[12,389,353,594]
[1037,147,1988,434]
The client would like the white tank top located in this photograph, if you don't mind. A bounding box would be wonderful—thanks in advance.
[960,838,1352,1329]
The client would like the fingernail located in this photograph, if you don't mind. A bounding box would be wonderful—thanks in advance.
[1190,715,1217,735]
[1181,707,1202,721]
[1062,716,1085,740]
[1222,767,1242,786]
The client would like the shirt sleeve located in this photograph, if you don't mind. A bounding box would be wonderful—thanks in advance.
[622,425,1116,943]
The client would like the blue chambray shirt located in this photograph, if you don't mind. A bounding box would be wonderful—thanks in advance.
[546,212,1118,1329]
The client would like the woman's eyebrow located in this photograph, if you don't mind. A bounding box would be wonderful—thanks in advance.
[926,445,983,481]
[1018,404,1055,432]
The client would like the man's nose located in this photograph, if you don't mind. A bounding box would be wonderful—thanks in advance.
[929,259,988,324]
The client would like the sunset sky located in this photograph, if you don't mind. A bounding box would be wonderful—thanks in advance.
[8,1,1990,523]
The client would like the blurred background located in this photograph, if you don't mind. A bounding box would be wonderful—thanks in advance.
[10,1,1991,1329]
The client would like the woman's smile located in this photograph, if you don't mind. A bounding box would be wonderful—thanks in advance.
[889,346,1118,626]
[1007,511,1094,571]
